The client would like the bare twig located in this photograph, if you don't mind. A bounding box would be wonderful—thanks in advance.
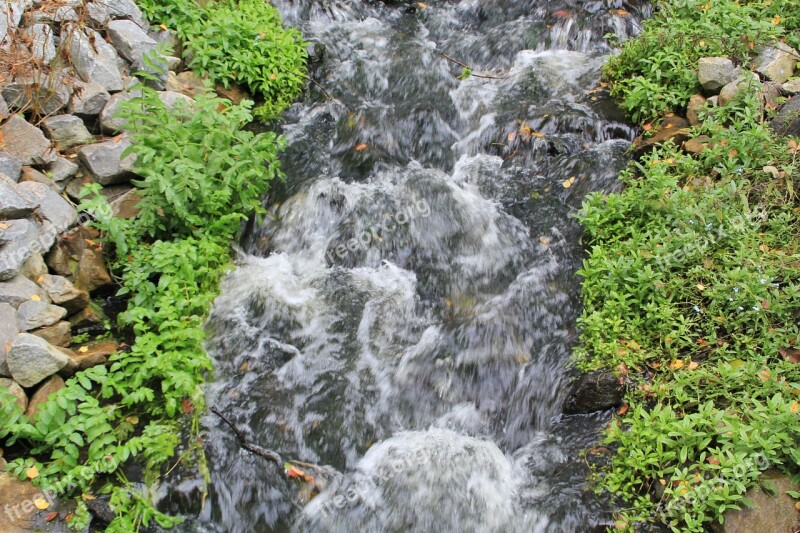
[210,406,283,465]
[438,52,508,80]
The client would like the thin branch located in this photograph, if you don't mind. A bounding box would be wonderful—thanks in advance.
[438,52,509,80]
[210,406,283,465]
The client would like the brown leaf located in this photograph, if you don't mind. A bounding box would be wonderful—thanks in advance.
[44,511,59,522]
[355,144,368,151]
[181,399,195,414]
[617,403,628,415]
[780,347,800,364]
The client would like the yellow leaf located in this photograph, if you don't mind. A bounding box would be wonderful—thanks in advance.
[26,466,39,479]
[562,176,576,188]
[688,361,699,370]
[125,415,139,425]
[730,359,746,368]
[791,401,799,413]
[670,360,685,370]
[33,497,49,510]
[78,346,89,353]
[771,15,781,25]
[539,236,551,246]
[417,1,428,8]
[696,283,706,291]
[531,131,545,138]
[30,294,41,302]
[81,493,96,501]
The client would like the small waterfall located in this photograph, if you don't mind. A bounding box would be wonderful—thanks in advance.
[156,1,647,531]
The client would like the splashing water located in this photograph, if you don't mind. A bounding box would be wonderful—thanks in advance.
[156,1,649,531]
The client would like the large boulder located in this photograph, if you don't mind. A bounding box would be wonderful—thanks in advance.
[74,248,113,293]
[562,371,625,414]
[0,275,48,307]
[77,136,137,185]
[753,42,798,85]
[16,181,78,232]
[2,75,72,116]
[40,114,94,151]
[17,300,67,331]
[7,333,71,387]
[25,375,65,419]
[108,19,157,63]
[68,80,112,117]
[698,57,739,92]
[0,116,56,166]
[38,274,88,313]
[30,320,71,347]
[0,219,40,281]
[67,25,124,92]
[0,175,34,219]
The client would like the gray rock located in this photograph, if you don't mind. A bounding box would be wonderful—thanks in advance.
[45,156,79,184]
[19,166,58,191]
[0,1,24,47]
[86,2,110,26]
[74,248,113,293]
[754,42,798,85]
[1,75,72,115]
[562,371,625,414]
[0,378,27,411]
[132,55,169,90]
[54,5,78,22]
[95,0,147,28]
[7,332,70,387]
[164,55,181,71]
[40,114,94,150]
[19,252,46,280]
[771,96,800,137]
[77,136,136,185]
[17,300,67,330]
[69,80,112,117]
[0,275,48,307]
[0,303,19,376]
[0,153,22,181]
[159,90,194,109]
[0,175,34,218]
[16,181,78,232]
[26,23,56,65]
[99,89,139,134]
[698,57,740,92]
[149,28,182,57]
[0,94,8,119]
[719,72,761,106]
[39,274,88,313]
[782,78,800,95]
[108,19,157,63]
[68,25,124,92]
[0,219,39,280]
[0,116,56,165]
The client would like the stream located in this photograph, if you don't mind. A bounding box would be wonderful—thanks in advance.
[158,1,648,531]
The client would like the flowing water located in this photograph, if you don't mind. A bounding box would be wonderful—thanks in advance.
[158,1,650,531]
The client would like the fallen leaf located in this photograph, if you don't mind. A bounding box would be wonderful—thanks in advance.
[617,403,628,415]
[688,361,699,370]
[33,497,49,510]
[285,463,307,479]
[780,347,800,364]
[761,300,770,310]
[670,360,685,370]
[553,10,572,18]
[417,1,428,8]
[610,8,630,15]
[642,123,653,131]
[707,456,721,465]
[562,176,576,188]
[617,363,628,376]
[239,361,250,372]
[758,368,772,381]
[78,346,88,353]
[538,236,551,246]
[30,294,41,302]
[508,131,517,142]
[354,144,368,151]
[791,401,800,413]
[81,493,96,501]
[44,511,58,522]
[27,466,39,479]
[771,15,781,25]
[181,399,195,414]
[696,283,706,291]
[125,415,139,425]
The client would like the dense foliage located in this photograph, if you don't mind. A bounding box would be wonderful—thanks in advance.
[583,2,800,531]
[603,0,800,122]
[0,78,286,529]
[138,0,308,119]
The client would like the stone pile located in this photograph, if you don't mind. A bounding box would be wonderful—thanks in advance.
[633,41,800,153]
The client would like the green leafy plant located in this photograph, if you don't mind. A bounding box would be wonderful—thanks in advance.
[136,0,308,120]
[579,37,800,532]
[0,71,284,529]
